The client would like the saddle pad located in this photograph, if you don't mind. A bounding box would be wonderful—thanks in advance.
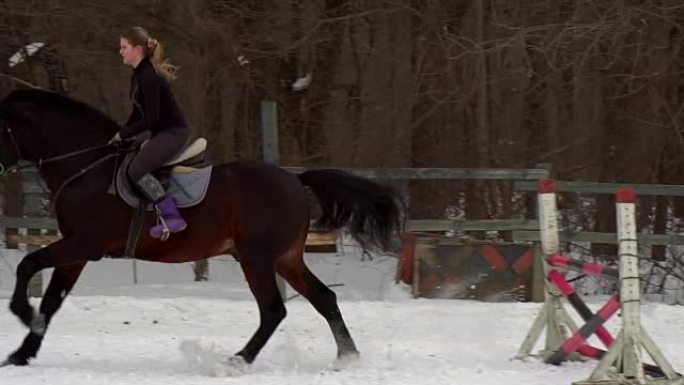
[108,153,213,210]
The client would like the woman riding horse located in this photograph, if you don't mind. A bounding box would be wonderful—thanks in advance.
[0,82,403,369]
[112,26,188,239]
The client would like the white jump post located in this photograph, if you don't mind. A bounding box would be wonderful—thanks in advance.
[518,179,579,358]
[575,189,681,385]
[518,182,681,385]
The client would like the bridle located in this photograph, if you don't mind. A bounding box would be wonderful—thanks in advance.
[0,119,114,175]
[0,118,133,207]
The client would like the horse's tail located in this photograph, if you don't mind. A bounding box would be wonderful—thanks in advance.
[298,169,403,252]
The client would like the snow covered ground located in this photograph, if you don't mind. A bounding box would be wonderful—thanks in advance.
[1,246,684,385]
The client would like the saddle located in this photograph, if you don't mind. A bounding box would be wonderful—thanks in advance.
[110,138,213,209]
[107,137,213,258]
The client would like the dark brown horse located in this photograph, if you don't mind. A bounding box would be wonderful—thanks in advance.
[0,89,402,369]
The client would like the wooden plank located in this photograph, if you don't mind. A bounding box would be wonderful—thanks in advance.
[305,232,336,246]
[639,326,680,380]
[6,234,61,245]
[517,303,548,355]
[407,219,539,232]
[512,230,684,246]
[6,232,337,247]
[515,180,684,196]
[285,167,550,180]
[0,217,58,230]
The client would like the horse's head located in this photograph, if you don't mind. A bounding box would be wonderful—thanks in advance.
[0,89,120,175]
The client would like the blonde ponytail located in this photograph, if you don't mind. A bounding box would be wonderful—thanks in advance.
[149,41,178,81]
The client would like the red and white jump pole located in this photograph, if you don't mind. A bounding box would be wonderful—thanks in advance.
[518,180,681,385]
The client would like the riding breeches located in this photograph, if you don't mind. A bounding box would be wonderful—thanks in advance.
[127,129,189,182]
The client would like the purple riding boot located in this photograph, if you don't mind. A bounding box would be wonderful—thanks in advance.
[150,196,187,240]
[134,173,188,240]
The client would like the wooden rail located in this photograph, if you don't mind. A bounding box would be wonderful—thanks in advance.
[4,230,337,247]
[515,180,684,196]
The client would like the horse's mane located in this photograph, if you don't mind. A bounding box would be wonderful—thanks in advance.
[3,89,120,128]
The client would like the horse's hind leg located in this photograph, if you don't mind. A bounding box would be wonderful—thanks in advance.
[276,244,359,360]
[5,262,86,366]
[235,255,287,364]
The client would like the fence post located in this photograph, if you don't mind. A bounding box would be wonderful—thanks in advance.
[261,100,287,300]
[261,100,279,165]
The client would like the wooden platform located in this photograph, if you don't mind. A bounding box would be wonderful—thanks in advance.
[6,231,337,248]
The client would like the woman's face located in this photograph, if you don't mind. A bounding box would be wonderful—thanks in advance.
[119,37,143,67]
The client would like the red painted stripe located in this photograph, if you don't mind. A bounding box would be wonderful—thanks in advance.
[562,332,587,353]
[512,249,533,274]
[577,344,604,359]
[598,294,621,320]
[548,270,575,295]
[399,233,415,285]
[616,188,636,203]
[549,271,615,347]
[538,179,556,193]
[548,254,569,268]
[583,262,604,278]
[480,245,508,272]
[595,326,614,347]
[548,295,623,365]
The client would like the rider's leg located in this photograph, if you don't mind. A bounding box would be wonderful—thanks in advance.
[127,129,189,239]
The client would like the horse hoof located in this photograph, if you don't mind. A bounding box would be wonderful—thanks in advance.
[2,355,29,367]
[179,340,250,377]
[214,355,249,377]
[331,351,360,370]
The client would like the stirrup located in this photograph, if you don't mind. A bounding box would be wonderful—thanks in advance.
[154,205,171,242]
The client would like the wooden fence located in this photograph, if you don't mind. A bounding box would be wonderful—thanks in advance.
[1,164,550,298]
[8,170,684,303]
[6,101,684,302]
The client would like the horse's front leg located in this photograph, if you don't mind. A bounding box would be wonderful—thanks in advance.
[9,247,55,328]
[4,262,87,366]
[9,236,102,329]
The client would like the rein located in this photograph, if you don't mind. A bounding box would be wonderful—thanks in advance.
[1,122,135,208]
[5,123,114,173]
[50,151,124,209]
